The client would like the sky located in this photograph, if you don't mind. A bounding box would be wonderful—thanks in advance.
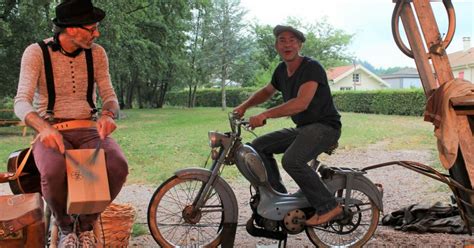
[239,0,474,68]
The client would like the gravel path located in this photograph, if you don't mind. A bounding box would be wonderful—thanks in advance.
[2,142,474,247]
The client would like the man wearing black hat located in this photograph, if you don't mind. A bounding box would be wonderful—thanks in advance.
[234,25,342,227]
[14,0,128,247]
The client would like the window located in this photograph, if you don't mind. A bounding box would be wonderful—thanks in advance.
[459,71,465,79]
[340,87,353,91]
[352,73,360,82]
[353,73,361,85]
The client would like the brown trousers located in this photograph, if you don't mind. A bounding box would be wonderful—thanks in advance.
[33,128,128,233]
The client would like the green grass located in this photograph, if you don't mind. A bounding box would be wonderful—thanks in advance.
[0,107,437,185]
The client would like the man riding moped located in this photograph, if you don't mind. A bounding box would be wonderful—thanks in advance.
[234,24,342,226]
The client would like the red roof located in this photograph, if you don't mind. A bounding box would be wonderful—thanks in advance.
[326,65,354,80]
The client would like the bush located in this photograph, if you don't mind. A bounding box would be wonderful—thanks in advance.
[165,88,426,116]
[166,88,256,107]
[333,89,426,116]
[0,97,16,120]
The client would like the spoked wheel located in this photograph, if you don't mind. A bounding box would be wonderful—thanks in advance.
[306,188,380,247]
[147,175,228,247]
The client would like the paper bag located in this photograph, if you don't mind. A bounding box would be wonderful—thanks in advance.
[66,149,110,214]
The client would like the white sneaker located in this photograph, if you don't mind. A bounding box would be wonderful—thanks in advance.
[78,231,98,248]
[58,232,79,248]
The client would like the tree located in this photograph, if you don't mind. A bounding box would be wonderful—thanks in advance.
[186,0,213,108]
[291,18,354,69]
[0,0,52,101]
[206,0,248,110]
[97,0,191,109]
[245,19,354,88]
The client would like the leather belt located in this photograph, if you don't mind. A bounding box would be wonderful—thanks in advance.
[52,120,97,131]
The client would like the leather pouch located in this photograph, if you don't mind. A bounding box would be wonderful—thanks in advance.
[0,193,43,237]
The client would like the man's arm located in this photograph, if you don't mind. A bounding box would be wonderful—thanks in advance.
[249,81,318,128]
[234,83,276,117]
[97,100,119,140]
[25,112,65,153]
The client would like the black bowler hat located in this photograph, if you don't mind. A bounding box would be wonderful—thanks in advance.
[52,0,105,27]
[273,25,306,43]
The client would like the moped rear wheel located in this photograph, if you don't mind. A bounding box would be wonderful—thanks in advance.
[305,188,380,247]
[147,175,227,247]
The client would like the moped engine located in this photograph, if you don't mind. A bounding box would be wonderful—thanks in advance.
[283,209,306,234]
[247,192,287,240]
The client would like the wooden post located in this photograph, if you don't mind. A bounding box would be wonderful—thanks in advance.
[398,2,438,96]
[396,0,474,229]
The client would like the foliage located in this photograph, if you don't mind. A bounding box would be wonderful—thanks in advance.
[286,17,354,68]
[0,96,16,119]
[245,18,355,88]
[0,0,358,112]
[0,0,52,98]
[250,57,280,87]
[205,0,249,110]
[333,89,426,116]
[166,87,256,107]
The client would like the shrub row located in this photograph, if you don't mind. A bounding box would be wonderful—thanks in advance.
[0,97,16,120]
[332,89,426,116]
[166,88,426,116]
[165,88,256,107]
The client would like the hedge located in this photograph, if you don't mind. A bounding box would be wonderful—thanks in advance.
[164,88,427,116]
[332,89,426,116]
[165,88,257,107]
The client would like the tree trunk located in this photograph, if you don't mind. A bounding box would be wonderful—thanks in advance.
[191,85,198,108]
[221,65,227,111]
[157,82,168,108]
[125,82,134,109]
[137,85,143,109]
[125,72,138,109]
[117,75,125,109]
[187,85,192,108]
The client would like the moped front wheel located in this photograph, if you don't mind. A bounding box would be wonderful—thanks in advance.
[147,175,228,247]
[305,188,380,247]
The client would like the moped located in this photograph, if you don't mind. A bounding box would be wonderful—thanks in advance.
[147,113,383,247]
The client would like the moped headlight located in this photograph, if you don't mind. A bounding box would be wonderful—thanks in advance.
[208,131,222,148]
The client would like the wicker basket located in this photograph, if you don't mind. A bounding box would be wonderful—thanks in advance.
[94,203,135,247]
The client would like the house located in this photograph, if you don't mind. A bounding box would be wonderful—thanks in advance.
[380,37,473,89]
[327,64,390,91]
[448,37,474,83]
[380,68,422,89]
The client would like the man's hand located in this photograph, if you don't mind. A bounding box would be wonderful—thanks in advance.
[249,113,267,129]
[38,127,65,153]
[97,115,117,140]
[233,105,247,118]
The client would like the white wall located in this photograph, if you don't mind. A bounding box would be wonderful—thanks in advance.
[401,78,423,89]
[453,67,474,83]
[330,69,387,91]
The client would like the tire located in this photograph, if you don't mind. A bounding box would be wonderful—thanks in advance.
[306,188,380,247]
[147,175,230,247]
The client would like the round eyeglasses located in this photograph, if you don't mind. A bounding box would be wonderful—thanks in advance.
[77,25,99,35]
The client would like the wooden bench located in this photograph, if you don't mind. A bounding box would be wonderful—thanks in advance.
[0,109,27,136]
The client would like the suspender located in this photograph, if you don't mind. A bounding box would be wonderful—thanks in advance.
[38,41,55,115]
[37,41,97,117]
[85,49,97,114]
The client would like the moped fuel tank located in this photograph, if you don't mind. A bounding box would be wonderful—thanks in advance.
[234,144,268,185]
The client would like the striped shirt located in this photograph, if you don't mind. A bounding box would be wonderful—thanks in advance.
[14,37,118,121]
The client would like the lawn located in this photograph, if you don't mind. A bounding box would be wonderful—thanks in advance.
[0,107,437,185]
